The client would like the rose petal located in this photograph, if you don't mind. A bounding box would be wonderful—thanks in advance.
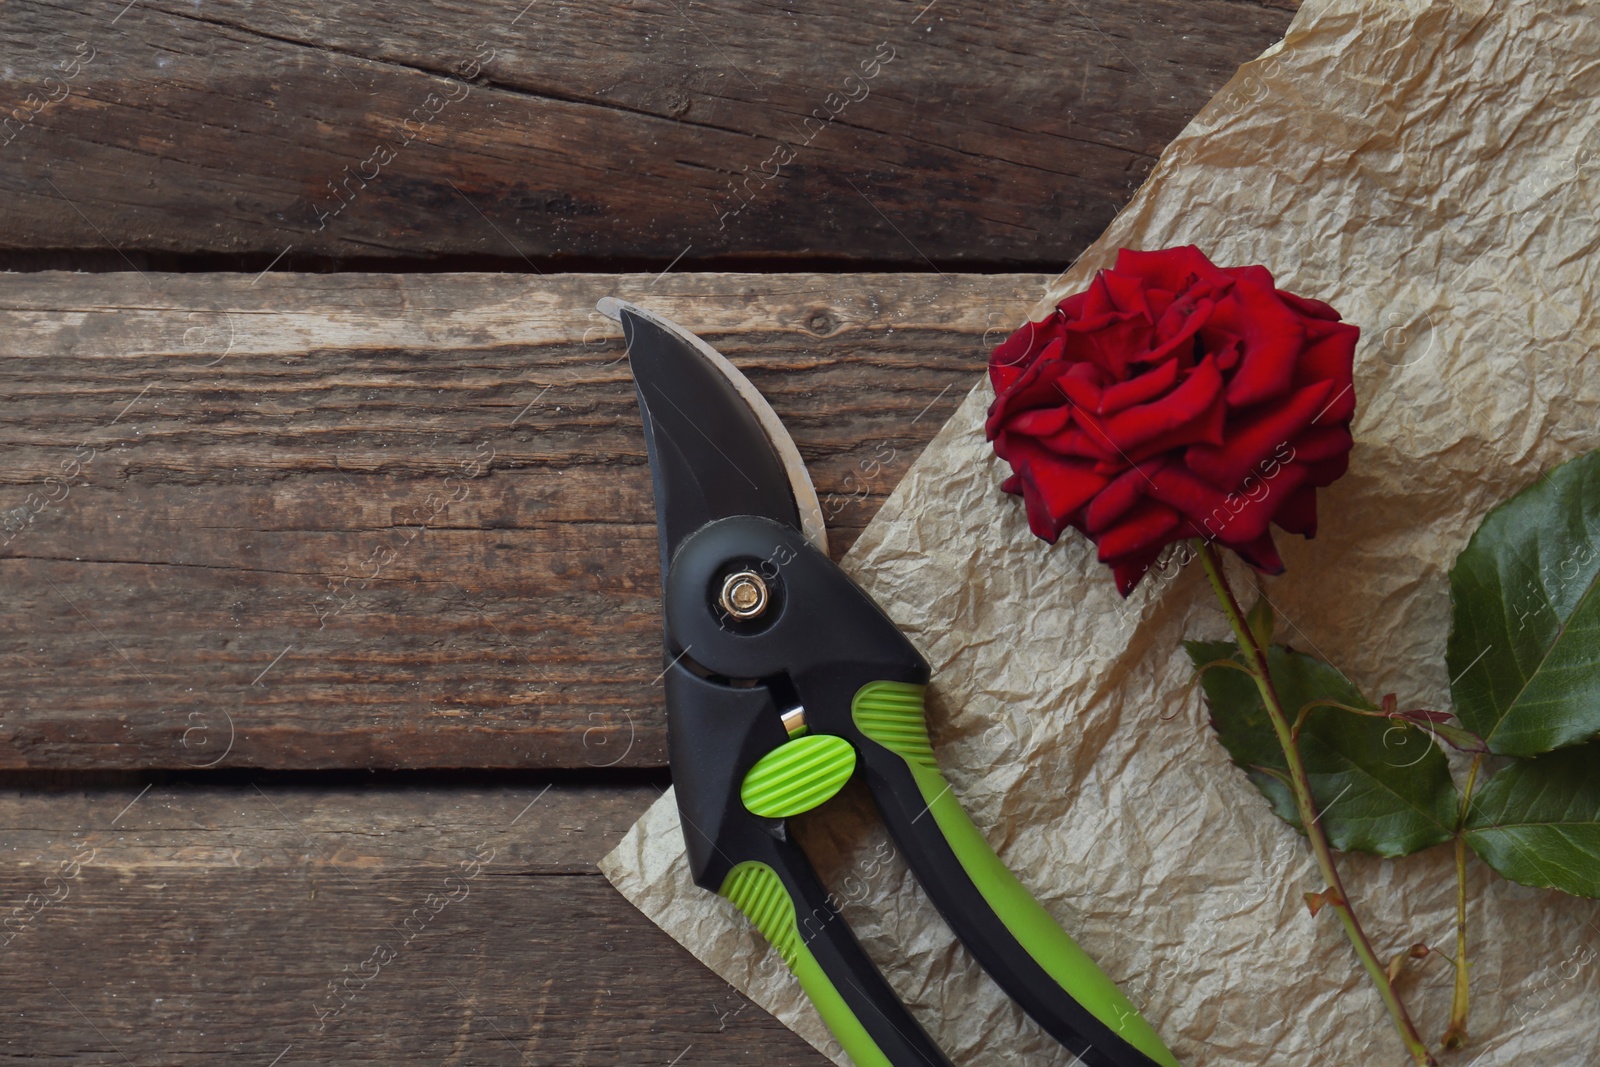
[1145,288,1177,322]
[1109,543,1168,597]
[1101,357,1180,415]
[1273,483,1319,536]
[1203,463,1308,544]
[1053,366,1103,414]
[1212,276,1306,406]
[1059,359,1106,385]
[1078,271,1124,320]
[1303,453,1350,487]
[1076,314,1151,379]
[989,314,1063,393]
[1084,460,1166,535]
[1289,424,1354,464]
[1105,355,1224,453]
[1213,338,1241,372]
[1292,318,1360,423]
[1220,263,1280,290]
[1095,498,1181,563]
[1098,267,1157,320]
[1228,529,1286,575]
[990,429,1028,468]
[1010,442,1107,541]
[1141,294,1214,366]
[984,336,1069,438]
[1145,464,1228,529]
[1115,245,1229,292]
[1126,391,1226,462]
[1185,379,1334,489]
[1276,290,1343,321]
[1040,425,1117,461]
[1007,406,1075,436]
[1066,402,1116,452]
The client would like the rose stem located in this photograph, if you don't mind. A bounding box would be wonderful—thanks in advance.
[1195,540,1437,1067]
[1443,753,1485,1050]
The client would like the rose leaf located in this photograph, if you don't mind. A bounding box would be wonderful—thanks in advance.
[1463,742,1600,898]
[1449,450,1600,757]
[1185,640,1458,858]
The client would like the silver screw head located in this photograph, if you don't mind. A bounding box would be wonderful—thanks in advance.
[719,570,769,620]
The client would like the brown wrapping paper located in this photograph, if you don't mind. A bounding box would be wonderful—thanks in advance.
[600,0,1600,1062]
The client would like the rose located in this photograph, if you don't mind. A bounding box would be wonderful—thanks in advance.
[985,245,1358,595]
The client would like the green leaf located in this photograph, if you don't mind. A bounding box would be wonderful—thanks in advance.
[1464,742,1600,898]
[1448,450,1600,757]
[1186,640,1458,858]
[1424,720,1491,754]
[1246,594,1276,648]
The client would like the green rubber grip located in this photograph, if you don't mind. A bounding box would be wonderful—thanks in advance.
[854,681,1180,1067]
[740,733,857,819]
[721,862,895,1067]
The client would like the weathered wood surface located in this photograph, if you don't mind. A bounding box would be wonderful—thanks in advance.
[0,0,1294,269]
[0,782,829,1064]
[0,271,1048,771]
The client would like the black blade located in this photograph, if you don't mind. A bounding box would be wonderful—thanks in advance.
[616,306,804,577]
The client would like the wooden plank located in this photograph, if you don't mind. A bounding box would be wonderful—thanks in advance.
[0,783,828,1064]
[0,0,1294,267]
[0,270,1048,770]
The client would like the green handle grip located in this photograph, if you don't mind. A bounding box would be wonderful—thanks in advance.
[720,857,952,1067]
[854,681,1180,1067]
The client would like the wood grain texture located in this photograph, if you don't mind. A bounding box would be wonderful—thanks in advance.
[0,270,1048,771]
[0,0,1293,267]
[0,783,828,1064]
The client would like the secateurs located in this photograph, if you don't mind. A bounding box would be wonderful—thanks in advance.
[598,296,1181,1067]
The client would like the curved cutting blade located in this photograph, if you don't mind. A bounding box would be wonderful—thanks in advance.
[598,298,828,575]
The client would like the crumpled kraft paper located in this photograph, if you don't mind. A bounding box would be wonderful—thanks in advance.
[599,0,1600,1063]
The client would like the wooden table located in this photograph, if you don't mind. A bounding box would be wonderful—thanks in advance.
[0,3,1295,1061]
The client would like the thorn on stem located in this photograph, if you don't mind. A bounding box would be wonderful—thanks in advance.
[1303,887,1345,917]
[1386,943,1434,984]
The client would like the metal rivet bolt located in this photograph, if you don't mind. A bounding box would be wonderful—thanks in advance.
[719,570,769,620]
[780,707,807,737]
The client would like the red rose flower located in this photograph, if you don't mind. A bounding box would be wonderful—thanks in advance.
[986,245,1358,595]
